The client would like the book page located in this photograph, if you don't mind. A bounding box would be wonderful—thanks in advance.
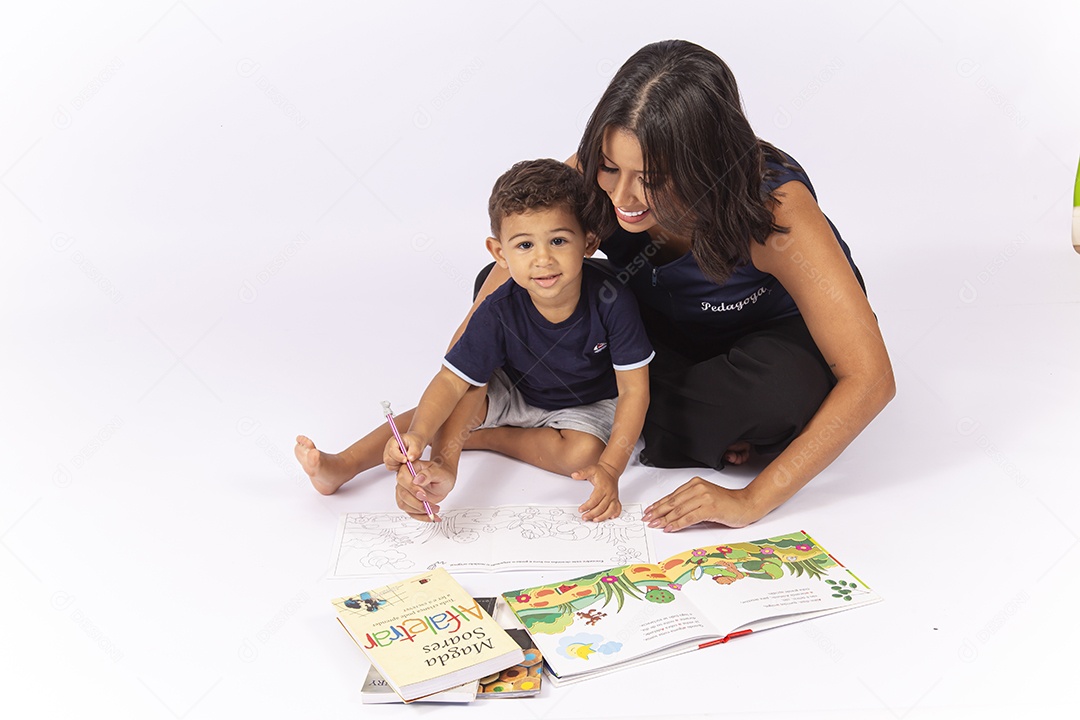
[502,564,721,681]
[661,532,882,635]
[328,505,653,578]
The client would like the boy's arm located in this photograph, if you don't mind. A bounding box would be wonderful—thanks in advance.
[599,365,650,478]
[385,366,471,468]
[574,365,649,521]
[402,366,473,452]
[402,380,488,519]
[386,366,475,521]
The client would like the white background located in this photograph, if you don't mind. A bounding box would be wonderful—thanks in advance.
[3,1,1079,718]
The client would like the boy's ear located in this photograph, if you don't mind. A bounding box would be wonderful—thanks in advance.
[486,237,508,267]
[584,231,602,257]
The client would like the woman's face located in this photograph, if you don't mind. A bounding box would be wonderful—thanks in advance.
[597,126,660,234]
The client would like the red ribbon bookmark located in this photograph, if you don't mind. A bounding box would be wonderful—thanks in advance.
[698,629,753,649]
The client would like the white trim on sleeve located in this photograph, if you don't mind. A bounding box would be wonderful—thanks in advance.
[612,350,655,372]
[441,359,486,387]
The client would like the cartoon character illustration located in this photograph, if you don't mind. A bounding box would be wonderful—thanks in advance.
[556,633,622,661]
[576,609,607,625]
[565,642,596,660]
[344,591,387,612]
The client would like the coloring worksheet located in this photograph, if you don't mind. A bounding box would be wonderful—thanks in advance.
[328,505,654,577]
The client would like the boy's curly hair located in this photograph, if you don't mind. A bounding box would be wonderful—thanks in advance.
[488,158,590,239]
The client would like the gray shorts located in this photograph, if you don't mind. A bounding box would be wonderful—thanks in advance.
[475,369,617,443]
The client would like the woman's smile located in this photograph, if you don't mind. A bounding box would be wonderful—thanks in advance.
[615,206,651,223]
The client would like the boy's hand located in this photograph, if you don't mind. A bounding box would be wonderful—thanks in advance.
[572,463,622,522]
[383,431,425,471]
[395,459,456,522]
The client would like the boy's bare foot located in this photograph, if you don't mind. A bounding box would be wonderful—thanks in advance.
[295,435,355,495]
[723,441,752,466]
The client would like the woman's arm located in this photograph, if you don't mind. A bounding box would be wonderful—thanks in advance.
[644,181,895,530]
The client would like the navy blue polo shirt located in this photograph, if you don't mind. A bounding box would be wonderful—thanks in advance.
[599,149,861,340]
[444,263,654,411]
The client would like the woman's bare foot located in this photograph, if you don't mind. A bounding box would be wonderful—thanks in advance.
[295,435,357,495]
[723,441,752,466]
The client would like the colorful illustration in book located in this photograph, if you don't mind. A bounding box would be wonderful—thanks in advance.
[505,532,854,635]
[478,661,542,695]
[556,633,622,661]
[344,591,387,613]
[477,634,544,696]
[576,609,607,626]
[341,583,410,614]
[329,505,652,578]
[643,586,675,603]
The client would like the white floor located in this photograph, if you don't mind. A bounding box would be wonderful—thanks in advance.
[4,2,1079,718]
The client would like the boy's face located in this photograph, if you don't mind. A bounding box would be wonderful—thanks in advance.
[487,204,597,306]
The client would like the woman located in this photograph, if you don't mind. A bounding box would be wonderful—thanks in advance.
[470,39,893,529]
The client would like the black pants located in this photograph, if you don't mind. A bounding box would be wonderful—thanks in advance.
[636,304,835,470]
[472,263,835,471]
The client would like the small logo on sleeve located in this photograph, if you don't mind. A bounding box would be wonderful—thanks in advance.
[592,342,608,353]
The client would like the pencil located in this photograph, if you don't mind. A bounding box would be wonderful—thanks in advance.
[381,401,437,522]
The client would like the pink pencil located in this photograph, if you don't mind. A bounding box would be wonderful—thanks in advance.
[381,401,437,522]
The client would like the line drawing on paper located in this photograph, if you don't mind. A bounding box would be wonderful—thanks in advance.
[328,505,653,578]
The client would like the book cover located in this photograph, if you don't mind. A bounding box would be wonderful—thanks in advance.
[501,530,881,685]
[358,597,497,705]
[332,569,525,702]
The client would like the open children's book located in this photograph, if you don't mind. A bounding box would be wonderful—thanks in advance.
[501,530,881,685]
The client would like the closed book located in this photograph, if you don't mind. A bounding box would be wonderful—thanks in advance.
[332,569,524,703]
[361,666,477,704]
[358,597,497,704]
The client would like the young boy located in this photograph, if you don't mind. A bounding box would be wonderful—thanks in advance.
[296,159,652,521]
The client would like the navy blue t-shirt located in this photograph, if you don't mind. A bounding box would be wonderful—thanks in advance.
[599,149,861,341]
[444,263,654,411]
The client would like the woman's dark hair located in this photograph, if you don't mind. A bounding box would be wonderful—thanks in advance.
[577,39,790,283]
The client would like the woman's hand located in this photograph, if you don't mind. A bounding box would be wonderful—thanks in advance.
[642,477,761,531]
